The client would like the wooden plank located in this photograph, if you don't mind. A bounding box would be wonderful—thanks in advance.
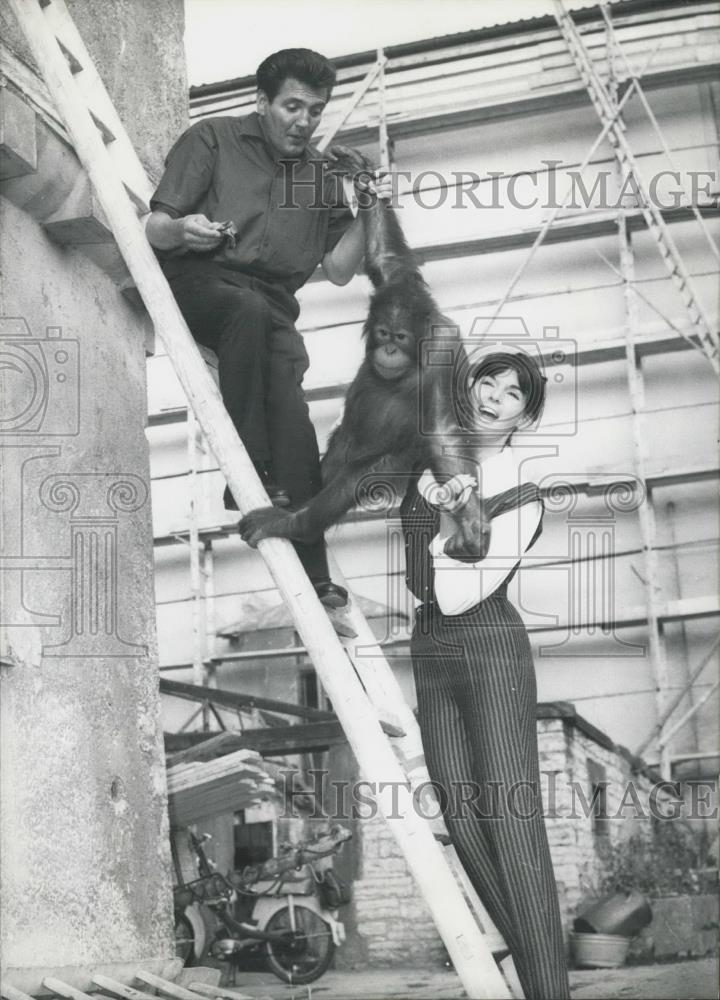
[185,986,253,1000]
[173,971,222,991]
[166,719,403,762]
[1,986,36,1000]
[160,678,335,721]
[91,976,156,1000]
[43,978,94,1000]
[168,786,269,825]
[166,730,240,765]
[167,749,269,788]
[134,971,205,1000]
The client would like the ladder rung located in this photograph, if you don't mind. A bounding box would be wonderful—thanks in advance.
[90,108,116,144]
[123,181,150,215]
[57,37,82,74]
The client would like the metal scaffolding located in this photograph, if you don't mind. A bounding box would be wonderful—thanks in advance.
[157,2,718,775]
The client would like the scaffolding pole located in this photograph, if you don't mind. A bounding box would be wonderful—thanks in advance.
[635,633,720,758]
[553,0,719,372]
[317,54,387,153]
[376,47,391,171]
[606,8,671,757]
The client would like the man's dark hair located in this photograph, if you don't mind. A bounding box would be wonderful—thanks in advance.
[256,48,337,102]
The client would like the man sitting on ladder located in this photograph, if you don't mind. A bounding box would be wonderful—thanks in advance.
[146,47,390,609]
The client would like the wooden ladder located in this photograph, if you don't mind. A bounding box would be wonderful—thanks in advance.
[6,0,519,995]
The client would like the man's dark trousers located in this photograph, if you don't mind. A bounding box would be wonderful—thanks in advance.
[169,262,329,582]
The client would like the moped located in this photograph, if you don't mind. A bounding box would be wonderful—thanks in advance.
[174,824,352,984]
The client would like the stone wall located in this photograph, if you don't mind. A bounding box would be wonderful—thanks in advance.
[353,813,447,967]
[538,713,655,926]
[0,0,187,988]
[0,0,187,179]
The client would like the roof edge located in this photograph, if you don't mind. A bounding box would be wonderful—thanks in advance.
[189,0,715,97]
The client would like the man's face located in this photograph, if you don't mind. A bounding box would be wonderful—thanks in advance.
[257,77,328,158]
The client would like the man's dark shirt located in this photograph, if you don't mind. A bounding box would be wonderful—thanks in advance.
[150,112,352,293]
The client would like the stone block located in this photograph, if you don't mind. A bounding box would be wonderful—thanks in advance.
[650,894,719,958]
[0,86,37,180]
[43,170,113,245]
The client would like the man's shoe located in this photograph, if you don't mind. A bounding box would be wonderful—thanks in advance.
[223,484,291,511]
[313,579,349,609]
[325,606,358,639]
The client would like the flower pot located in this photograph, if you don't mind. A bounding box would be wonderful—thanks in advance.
[574,892,652,936]
[570,932,630,969]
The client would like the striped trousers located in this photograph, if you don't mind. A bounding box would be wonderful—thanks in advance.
[412,597,571,1000]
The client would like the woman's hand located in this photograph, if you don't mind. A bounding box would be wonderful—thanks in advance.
[419,469,478,513]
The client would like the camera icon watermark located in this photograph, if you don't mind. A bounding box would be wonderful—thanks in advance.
[0,318,79,435]
[419,317,578,439]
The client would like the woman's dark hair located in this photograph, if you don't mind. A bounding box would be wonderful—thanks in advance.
[256,49,337,102]
[469,351,547,425]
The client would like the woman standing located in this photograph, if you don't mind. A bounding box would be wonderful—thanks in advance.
[400,349,571,1000]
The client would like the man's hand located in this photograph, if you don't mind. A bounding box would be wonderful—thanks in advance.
[356,170,393,203]
[180,214,226,251]
[145,210,225,252]
[321,171,395,285]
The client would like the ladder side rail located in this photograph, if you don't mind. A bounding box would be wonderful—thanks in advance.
[39,0,154,207]
[326,553,430,781]
[187,408,204,688]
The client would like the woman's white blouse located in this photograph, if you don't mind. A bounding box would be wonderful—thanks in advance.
[418,448,542,616]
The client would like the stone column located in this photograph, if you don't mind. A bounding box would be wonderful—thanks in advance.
[0,0,187,988]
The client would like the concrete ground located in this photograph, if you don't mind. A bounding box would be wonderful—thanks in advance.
[184,956,718,1000]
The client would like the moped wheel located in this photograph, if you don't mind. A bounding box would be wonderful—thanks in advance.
[263,904,334,984]
[174,913,197,966]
